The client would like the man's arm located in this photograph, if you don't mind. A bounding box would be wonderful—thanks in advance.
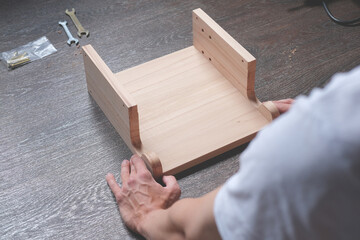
[106,100,294,239]
[140,188,221,240]
[106,155,221,240]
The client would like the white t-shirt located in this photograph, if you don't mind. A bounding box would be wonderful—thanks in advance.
[214,66,360,240]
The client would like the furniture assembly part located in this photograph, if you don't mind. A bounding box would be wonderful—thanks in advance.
[82,8,279,178]
[193,8,256,100]
[82,45,141,150]
[83,45,162,176]
[192,8,279,120]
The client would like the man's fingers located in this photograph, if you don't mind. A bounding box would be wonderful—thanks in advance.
[163,175,181,205]
[273,102,287,114]
[273,98,294,114]
[163,175,180,192]
[130,158,136,175]
[106,173,122,199]
[275,98,294,104]
[121,160,130,183]
[130,155,149,174]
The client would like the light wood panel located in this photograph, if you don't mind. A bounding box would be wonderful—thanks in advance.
[193,8,257,100]
[83,9,278,177]
[82,45,141,150]
[115,46,270,175]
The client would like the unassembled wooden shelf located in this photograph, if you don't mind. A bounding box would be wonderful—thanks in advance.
[82,8,279,177]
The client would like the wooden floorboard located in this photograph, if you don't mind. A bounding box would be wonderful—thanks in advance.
[1,0,359,239]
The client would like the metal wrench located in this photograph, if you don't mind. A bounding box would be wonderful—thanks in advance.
[65,8,90,38]
[59,21,79,46]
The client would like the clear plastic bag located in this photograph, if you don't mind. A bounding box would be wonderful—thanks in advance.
[0,36,57,70]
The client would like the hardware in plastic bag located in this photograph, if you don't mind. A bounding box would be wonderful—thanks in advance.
[0,36,57,70]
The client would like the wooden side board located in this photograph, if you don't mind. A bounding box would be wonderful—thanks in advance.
[115,46,274,176]
[82,45,141,150]
[193,8,257,100]
[83,9,279,178]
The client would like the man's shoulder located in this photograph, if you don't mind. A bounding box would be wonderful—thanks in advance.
[214,66,360,240]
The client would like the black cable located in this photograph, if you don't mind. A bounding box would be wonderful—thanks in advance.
[322,0,360,26]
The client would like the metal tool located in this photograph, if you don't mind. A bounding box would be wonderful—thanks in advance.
[65,8,90,38]
[58,21,79,46]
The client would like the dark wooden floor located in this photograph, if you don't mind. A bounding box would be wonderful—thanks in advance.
[1,0,359,239]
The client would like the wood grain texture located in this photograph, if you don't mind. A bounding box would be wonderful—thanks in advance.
[82,45,141,150]
[193,8,257,99]
[1,0,359,239]
[90,9,276,177]
[115,45,270,176]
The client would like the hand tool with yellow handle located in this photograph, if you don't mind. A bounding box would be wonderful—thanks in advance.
[65,8,90,38]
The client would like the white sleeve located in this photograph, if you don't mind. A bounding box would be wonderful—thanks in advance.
[214,66,360,240]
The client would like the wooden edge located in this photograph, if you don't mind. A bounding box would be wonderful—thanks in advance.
[141,152,163,179]
[192,8,257,100]
[258,101,280,122]
[165,132,257,176]
[129,106,141,147]
[192,8,256,63]
[82,45,137,107]
[82,44,141,148]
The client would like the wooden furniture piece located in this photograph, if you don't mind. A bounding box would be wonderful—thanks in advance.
[82,8,279,177]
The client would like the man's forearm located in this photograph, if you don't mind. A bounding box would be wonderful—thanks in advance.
[139,188,221,240]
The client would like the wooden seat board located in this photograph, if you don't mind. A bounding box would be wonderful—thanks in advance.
[115,46,268,174]
[83,9,279,177]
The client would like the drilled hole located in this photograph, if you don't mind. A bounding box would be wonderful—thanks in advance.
[209,57,212,61]
[201,50,204,54]
[196,16,198,20]
[242,60,244,62]
[202,28,204,32]
[209,35,212,39]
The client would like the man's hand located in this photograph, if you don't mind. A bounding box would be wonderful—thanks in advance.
[105,98,293,238]
[273,98,294,114]
[106,155,181,233]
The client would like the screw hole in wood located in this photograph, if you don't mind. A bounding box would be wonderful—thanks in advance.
[202,28,204,32]
[202,50,204,54]
[209,57,212,61]
[209,35,212,39]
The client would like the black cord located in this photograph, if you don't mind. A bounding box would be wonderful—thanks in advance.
[322,0,360,26]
